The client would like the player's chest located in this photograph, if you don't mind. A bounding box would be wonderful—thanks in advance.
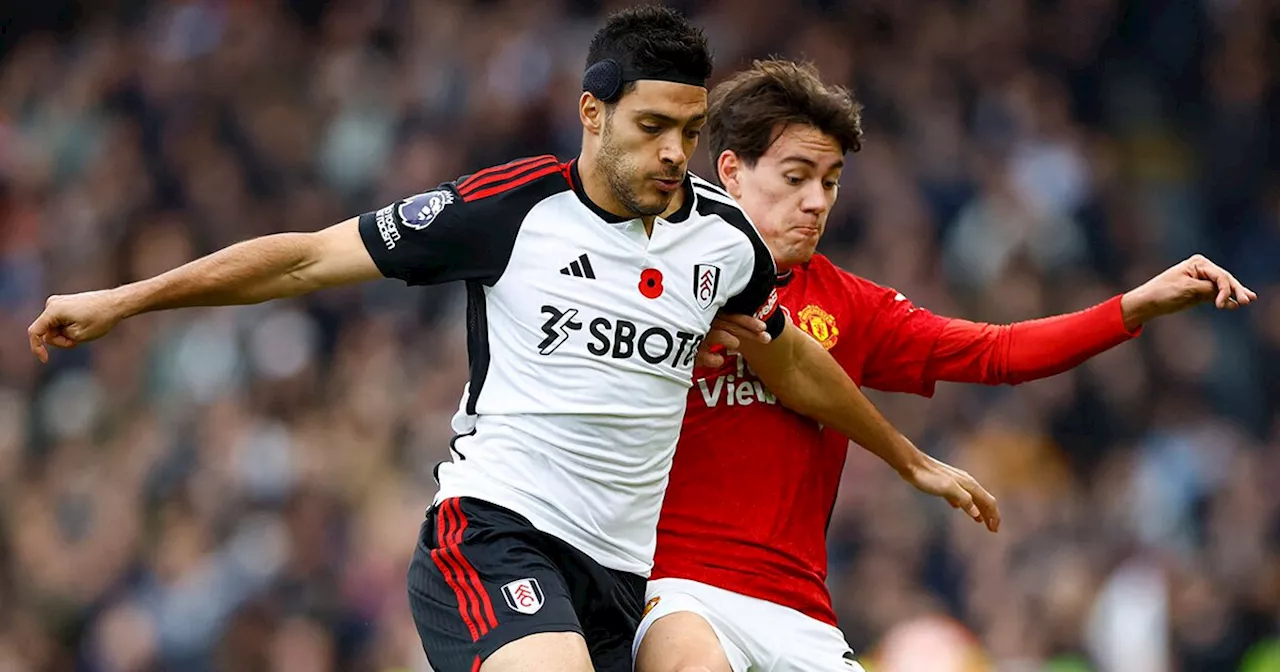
[497,215,742,329]
[778,278,847,353]
[695,278,851,388]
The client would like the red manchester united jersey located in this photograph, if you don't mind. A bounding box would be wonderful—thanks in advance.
[652,246,1140,624]
[651,254,950,625]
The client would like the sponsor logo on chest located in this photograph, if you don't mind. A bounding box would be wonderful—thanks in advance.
[696,355,779,408]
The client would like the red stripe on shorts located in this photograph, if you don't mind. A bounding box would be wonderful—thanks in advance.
[445,499,500,629]
[430,499,488,639]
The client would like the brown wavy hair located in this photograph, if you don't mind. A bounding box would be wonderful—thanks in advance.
[708,59,864,166]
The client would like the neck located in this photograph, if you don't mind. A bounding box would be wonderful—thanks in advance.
[576,152,653,228]
[764,240,798,271]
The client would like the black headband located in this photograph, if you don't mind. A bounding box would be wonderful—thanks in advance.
[582,58,707,103]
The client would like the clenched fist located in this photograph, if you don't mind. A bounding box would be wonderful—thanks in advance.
[27,290,127,363]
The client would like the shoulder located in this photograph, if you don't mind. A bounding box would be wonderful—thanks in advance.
[687,173,769,258]
[688,173,752,233]
[446,154,571,209]
[805,255,889,297]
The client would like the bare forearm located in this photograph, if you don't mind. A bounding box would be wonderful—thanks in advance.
[784,336,925,473]
[743,326,927,475]
[116,233,320,317]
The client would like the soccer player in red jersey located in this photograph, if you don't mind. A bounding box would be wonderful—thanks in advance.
[633,59,1257,672]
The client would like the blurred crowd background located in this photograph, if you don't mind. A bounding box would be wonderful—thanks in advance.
[1,0,1278,670]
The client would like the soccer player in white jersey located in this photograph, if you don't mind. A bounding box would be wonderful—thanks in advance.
[24,8,998,672]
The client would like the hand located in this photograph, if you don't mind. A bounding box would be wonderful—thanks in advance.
[1121,254,1257,329]
[901,456,1001,533]
[694,312,772,368]
[27,290,127,363]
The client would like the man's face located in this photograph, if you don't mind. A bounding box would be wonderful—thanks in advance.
[724,124,844,268]
[597,80,707,217]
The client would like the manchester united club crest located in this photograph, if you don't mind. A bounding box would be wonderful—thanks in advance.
[693,264,721,310]
[798,304,839,349]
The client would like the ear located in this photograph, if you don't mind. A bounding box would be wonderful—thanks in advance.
[580,92,605,136]
[717,150,744,199]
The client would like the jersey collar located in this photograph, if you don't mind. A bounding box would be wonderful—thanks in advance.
[567,160,694,225]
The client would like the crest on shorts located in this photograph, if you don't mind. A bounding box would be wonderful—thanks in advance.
[693,264,721,310]
[798,304,839,350]
[397,188,455,230]
[501,578,545,615]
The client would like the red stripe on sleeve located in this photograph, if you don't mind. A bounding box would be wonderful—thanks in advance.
[461,164,563,202]
[457,156,557,196]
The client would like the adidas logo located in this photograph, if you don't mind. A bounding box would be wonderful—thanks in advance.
[559,253,596,279]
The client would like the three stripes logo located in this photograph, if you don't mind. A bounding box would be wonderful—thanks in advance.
[454,155,562,203]
[560,253,596,279]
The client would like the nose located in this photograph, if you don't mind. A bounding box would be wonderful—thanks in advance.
[658,132,686,168]
[800,181,829,215]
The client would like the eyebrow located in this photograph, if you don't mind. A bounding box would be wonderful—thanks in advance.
[635,110,707,125]
[780,156,845,171]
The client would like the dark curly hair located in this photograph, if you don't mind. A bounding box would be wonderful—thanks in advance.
[708,59,864,165]
[585,5,714,104]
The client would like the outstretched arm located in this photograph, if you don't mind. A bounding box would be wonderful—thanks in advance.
[736,320,1001,532]
[29,160,561,362]
[28,219,378,362]
[911,254,1257,387]
[703,255,1257,389]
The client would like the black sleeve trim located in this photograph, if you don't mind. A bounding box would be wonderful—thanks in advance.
[356,156,570,286]
[762,302,786,339]
[692,184,780,323]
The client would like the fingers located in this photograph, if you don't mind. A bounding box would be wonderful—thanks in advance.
[966,479,1001,533]
[694,351,725,368]
[696,313,768,368]
[702,327,741,353]
[948,489,981,523]
[1227,274,1257,307]
[47,333,78,348]
[940,465,1001,533]
[1215,272,1233,308]
[711,312,770,345]
[1190,256,1257,309]
[27,316,49,363]
[26,309,80,363]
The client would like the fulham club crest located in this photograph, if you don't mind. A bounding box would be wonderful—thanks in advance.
[693,264,721,310]
[501,578,545,615]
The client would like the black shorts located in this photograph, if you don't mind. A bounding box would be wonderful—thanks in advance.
[407,497,646,672]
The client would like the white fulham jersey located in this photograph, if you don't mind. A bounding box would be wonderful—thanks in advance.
[358,156,783,575]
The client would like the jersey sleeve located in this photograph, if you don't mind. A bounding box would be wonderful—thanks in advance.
[717,220,784,339]
[357,155,565,286]
[841,274,951,396]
